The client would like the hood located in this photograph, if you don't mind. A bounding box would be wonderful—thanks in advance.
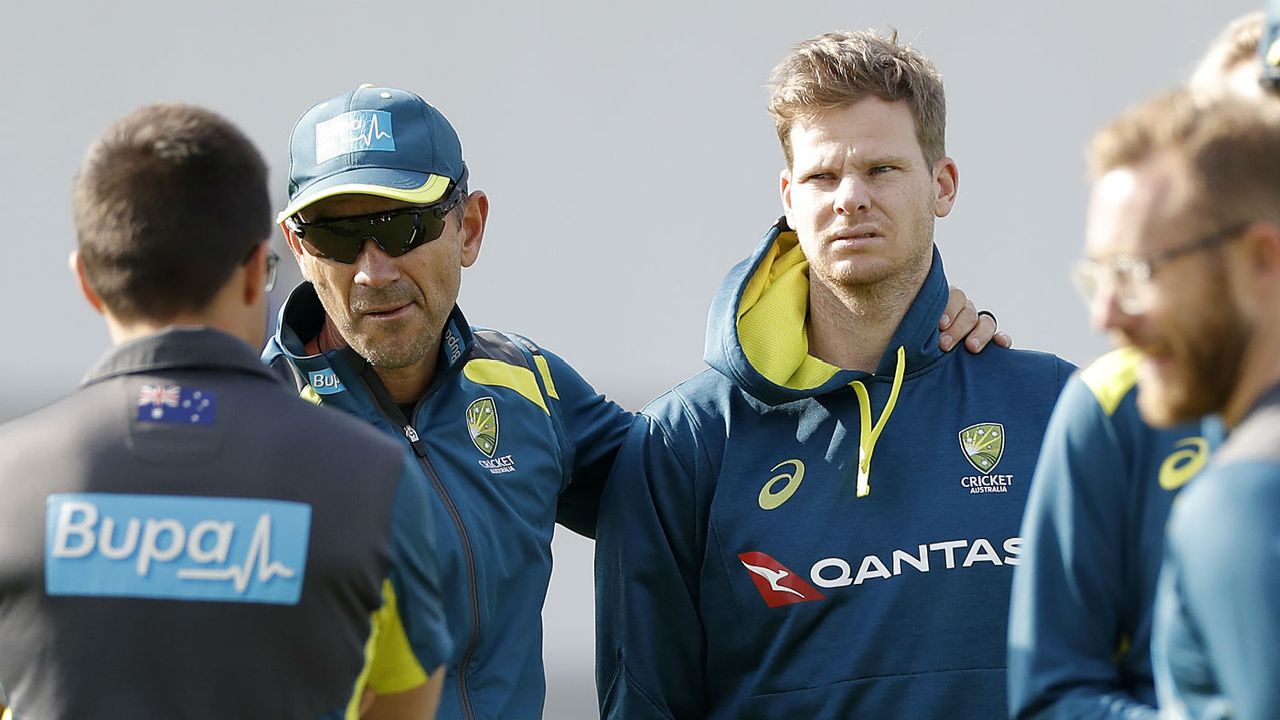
[704,219,950,406]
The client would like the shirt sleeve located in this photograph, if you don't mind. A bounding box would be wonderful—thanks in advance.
[1159,463,1280,720]
[595,403,707,720]
[1007,375,1158,720]
[532,347,633,539]
[384,460,453,681]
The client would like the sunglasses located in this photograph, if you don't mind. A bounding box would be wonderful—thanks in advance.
[285,172,468,264]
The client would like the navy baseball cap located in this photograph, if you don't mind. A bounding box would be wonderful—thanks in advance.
[278,85,465,223]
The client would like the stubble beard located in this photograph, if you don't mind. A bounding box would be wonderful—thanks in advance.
[824,213,936,316]
[1136,273,1253,427]
[339,281,438,370]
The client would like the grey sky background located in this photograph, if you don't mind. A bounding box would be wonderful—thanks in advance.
[0,1,1260,717]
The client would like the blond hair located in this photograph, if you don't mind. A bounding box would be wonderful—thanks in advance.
[768,29,946,167]
[1190,12,1265,90]
[1089,88,1280,228]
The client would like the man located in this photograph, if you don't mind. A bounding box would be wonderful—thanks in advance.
[1007,14,1268,719]
[262,84,636,720]
[0,104,450,719]
[1080,89,1280,720]
[262,84,1004,719]
[594,30,1073,719]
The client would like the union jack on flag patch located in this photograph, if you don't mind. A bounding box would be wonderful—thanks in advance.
[136,384,216,426]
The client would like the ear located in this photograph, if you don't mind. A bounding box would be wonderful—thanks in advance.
[69,250,106,315]
[779,167,795,228]
[280,220,313,282]
[241,241,269,307]
[459,190,489,268]
[932,156,959,218]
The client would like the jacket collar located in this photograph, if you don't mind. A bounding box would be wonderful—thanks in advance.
[83,327,272,386]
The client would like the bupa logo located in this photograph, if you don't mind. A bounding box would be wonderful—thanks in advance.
[738,551,826,608]
[45,493,311,605]
[314,110,396,164]
[307,368,345,395]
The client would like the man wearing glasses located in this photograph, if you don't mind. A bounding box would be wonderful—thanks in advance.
[263,84,1005,719]
[1007,15,1267,719]
[0,104,451,719]
[1088,89,1280,720]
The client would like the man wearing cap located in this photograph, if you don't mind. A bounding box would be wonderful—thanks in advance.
[0,104,451,719]
[263,84,1004,719]
[262,85,634,720]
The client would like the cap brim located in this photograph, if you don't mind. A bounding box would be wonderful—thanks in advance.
[277,168,453,223]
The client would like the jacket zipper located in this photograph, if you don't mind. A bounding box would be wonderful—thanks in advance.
[402,423,481,720]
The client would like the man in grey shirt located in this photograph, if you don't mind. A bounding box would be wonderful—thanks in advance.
[0,103,450,719]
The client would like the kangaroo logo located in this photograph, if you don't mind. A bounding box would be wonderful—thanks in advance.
[737,551,826,608]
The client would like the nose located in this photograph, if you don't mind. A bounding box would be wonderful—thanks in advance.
[1089,280,1134,336]
[352,239,402,287]
[833,175,870,216]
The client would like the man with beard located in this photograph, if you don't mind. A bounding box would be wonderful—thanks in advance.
[262,84,1004,720]
[1006,13,1270,720]
[1083,90,1280,720]
[594,30,1072,719]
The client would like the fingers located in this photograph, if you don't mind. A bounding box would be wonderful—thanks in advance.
[940,286,968,330]
[940,297,979,352]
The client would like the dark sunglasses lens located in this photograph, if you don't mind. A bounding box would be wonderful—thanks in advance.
[300,206,452,264]
[299,222,367,264]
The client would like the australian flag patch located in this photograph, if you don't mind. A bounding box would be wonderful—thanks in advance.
[136,384,216,426]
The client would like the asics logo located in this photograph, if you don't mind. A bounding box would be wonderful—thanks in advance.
[1159,437,1208,491]
[758,459,805,510]
[737,551,826,608]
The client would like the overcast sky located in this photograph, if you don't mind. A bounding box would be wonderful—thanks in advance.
[0,1,1262,717]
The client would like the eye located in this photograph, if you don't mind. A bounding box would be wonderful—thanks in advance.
[869,165,897,175]
[802,171,835,183]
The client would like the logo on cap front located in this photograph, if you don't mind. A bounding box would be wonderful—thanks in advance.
[315,110,396,164]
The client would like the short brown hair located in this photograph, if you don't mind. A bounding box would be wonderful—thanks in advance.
[73,104,271,322]
[768,29,947,167]
[1089,88,1280,229]
[1190,12,1265,90]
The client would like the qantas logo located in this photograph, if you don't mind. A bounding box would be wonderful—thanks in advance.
[737,551,826,608]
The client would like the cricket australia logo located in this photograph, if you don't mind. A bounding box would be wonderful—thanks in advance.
[466,397,499,456]
[468,397,517,475]
[960,423,1004,472]
[959,422,1014,494]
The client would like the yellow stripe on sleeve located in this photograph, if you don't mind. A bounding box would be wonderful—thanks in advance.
[463,359,550,414]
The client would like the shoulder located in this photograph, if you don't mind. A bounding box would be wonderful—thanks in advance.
[953,344,1076,390]
[1078,347,1142,417]
[640,368,740,431]
[1169,458,1280,559]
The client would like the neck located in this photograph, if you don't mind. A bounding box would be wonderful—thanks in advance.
[372,359,438,406]
[106,314,257,350]
[1222,322,1280,429]
[806,262,928,372]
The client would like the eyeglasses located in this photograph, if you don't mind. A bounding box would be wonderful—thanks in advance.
[285,171,469,264]
[1072,221,1249,315]
[264,250,279,292]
